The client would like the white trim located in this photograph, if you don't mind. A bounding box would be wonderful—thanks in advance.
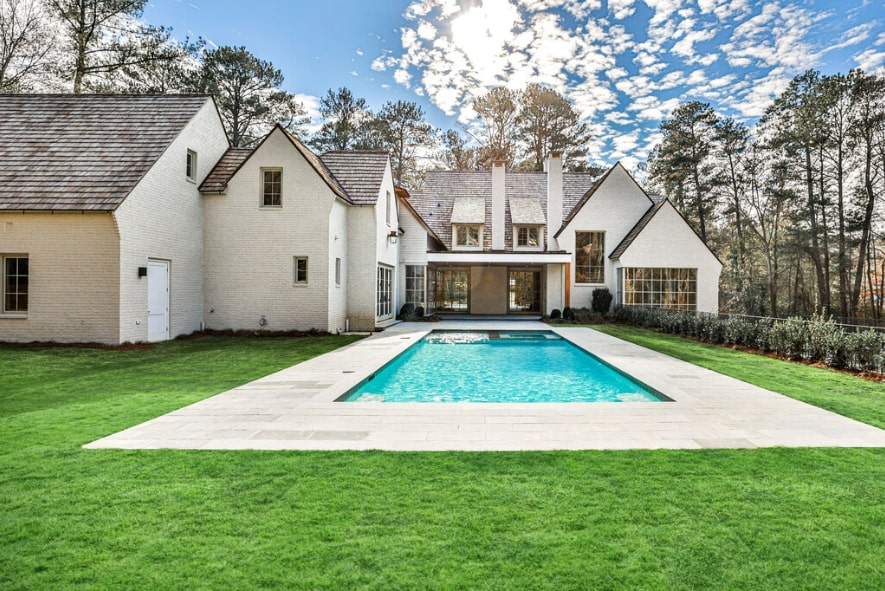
[428,252,571,264]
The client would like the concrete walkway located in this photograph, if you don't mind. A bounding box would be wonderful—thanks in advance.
[85,322,885,451]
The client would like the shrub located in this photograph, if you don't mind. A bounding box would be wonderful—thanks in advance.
[398,303,415,319]
[415,305,425,318]
[591,288,614,315]
[563,307,575,322]
[847,329,884,372]
[550,309,562,320]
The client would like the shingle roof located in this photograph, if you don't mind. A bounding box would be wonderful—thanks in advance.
[451,197,486,224]
[282,129,352,204]
[199,147,251,193]
[407,169,599,250]
[320,151,389,206]
[0,94,214,211]
[608,199,666,259]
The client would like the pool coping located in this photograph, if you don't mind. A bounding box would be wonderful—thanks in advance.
[84,321,885,451]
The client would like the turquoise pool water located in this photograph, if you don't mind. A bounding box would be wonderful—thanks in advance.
[343,331,662,403]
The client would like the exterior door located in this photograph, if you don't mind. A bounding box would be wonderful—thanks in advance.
[147,260,170,342]
[508,269,541,313]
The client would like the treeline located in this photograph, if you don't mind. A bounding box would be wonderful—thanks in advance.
[648,69,885,322]
[0,0,595,187]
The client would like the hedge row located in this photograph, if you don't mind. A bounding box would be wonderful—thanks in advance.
[613,306,885,374]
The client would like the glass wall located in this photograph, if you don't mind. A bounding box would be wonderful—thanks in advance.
[620,267,697,311]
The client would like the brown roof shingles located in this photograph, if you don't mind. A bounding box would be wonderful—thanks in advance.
[320,151,389,206]
[0,94,215,211]
[407,169,600,250]
[198,147,251,193]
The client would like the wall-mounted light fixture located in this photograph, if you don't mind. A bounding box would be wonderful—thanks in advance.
[137,266,148,278]
[388,230,398,244]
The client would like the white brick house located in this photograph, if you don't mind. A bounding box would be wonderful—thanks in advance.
[199,125,398,333]
[399,157,721,315]
[0,94,229,344]
[0,95,720,344]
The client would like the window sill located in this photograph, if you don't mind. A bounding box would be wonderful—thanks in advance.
[0,313,28,319]
[293,283,309,287]
[260,205,283,210]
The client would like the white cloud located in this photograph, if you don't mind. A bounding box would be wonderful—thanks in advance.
[608,0,635,20]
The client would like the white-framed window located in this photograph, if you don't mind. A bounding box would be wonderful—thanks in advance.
[405,265,425,308]
[377,265,393,318]
[2,255,28,314]
[261,168,282,207]
[620,267,697,311]
[516,226,541,249]
[576,231,605,283]
[385,190,392,226]
[335,257,341,287]
[454,224,482,249]
[293,257,308,284]
[186,149,197,182]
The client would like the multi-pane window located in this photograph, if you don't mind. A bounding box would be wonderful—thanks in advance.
[186,149,197,181]
[516,226,540,248]
[620,268,697,311]
[405,265,425,308]
[377,265,393,318]
[455,225,481,248]
[575,231,605,283]
[3,256,28,313]
[432,268,469,312]
[335,258,341,286]
[262,168,282,207]
[293,257,308,284]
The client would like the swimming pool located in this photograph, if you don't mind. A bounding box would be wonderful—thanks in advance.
[342,330,664,403]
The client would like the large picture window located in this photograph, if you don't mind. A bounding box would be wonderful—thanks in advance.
[2,255,28,314]
[620,267,697,311]
[575,231,605,283]
[405,265,425,308]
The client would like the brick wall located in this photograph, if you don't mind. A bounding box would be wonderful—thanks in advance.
[0,212,120,343]
[115,100,230,342]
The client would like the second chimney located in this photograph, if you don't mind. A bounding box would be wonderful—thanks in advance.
[546,152,563,251]
[491,160,506,250]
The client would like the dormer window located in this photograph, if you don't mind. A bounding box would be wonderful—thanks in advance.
[455,224,482,249]
[516,226,541,249]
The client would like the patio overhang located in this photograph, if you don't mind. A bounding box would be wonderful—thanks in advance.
[427,252,571,265]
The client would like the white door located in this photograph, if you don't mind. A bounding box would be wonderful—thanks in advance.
[147,260,170,342]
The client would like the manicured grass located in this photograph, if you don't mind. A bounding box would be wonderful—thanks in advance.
[592,324,885,430]
[2,333,884,590]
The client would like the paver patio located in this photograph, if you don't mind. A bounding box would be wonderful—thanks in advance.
[85,322,885,451]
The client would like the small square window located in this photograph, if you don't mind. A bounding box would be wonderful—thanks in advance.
[186,150,197,182]
[517,226,540,248]
[294,257,308,284]
[455,225,482,248]
[262,169,282,207]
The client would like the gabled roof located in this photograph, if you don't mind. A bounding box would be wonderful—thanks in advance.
[320,151,390,206]
[554,162,654,238]
[0,94,216,211]
[199,148,251,193]
[407,169,598,250]
[608,199,667,259]
[198,127,391,206]
[396,186,446,251]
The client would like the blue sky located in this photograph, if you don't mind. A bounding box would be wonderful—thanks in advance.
[144,0,885,167]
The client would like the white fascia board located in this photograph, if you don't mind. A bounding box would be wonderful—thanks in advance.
[427,252,571,264]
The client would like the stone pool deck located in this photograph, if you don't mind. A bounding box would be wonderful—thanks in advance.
[85,321,885,451]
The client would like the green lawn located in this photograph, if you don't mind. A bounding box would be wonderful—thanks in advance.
[1,332,884,590]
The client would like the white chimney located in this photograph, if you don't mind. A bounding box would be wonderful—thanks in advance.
[546,152,563,251]
[491,160,505,251]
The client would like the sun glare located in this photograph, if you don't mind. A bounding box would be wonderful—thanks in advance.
[450,0,518,80]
